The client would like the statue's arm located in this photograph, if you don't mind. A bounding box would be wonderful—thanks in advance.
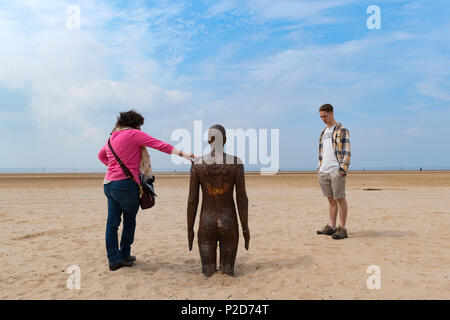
[187,164,200,250]
[235,163,250,250]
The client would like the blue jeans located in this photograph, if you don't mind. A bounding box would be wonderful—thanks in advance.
[104,178,140,265]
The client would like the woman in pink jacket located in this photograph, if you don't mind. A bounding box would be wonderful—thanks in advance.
[98,110,195,271]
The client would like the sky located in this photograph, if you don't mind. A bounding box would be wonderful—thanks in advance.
[1,0,449,172]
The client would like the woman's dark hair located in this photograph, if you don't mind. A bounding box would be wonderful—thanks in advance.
[115,110,144,129]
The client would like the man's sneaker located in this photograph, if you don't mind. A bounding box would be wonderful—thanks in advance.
[316,224,337,235]
[332,226,348,240]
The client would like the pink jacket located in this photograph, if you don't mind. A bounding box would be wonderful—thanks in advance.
[98,129,174,182]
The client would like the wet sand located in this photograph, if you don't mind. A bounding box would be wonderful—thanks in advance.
[0,171,449,299]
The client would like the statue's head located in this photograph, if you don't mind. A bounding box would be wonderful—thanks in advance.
[208,124,226,146]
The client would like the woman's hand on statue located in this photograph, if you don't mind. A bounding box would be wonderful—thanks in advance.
[183,152,198,163]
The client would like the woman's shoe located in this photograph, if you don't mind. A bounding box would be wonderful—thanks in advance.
[109,260,133,271]
[124,255,136,262]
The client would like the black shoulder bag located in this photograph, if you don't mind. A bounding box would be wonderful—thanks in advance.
[108,138,156,209]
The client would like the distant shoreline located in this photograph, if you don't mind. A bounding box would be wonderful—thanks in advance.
[1,167,449,174]
[0,169,449,178]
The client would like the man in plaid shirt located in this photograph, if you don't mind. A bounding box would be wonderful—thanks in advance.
[316,104,351,239]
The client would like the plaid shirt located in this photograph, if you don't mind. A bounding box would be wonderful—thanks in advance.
[318,122,351,175]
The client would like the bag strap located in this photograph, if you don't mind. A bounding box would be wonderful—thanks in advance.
[108,138,144,198]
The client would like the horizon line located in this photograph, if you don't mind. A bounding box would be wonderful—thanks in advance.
[1,168,450,175]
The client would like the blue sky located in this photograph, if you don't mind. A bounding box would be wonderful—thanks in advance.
[1,0,449,172]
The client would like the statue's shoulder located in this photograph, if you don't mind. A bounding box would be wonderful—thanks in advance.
[223,153,243,165]
[192,153,243,166]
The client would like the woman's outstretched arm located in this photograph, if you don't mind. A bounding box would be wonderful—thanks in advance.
[135,130,196,161]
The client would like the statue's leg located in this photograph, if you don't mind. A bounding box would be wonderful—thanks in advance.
[198,216,218,277]
[198,241,217,277]
[219,230,238,276]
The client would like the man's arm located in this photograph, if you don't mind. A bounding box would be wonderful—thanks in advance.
[235,163,250,250]
[317,129,324,172]
[339,128,351,175]
[187,164,200,251]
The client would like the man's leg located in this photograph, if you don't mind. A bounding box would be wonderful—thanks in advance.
[331,170,348,239]
[317,172,337,235]
[332,197,348,239]
[331,170,347,228]
[336,198,348,228]
[328,197,338,227]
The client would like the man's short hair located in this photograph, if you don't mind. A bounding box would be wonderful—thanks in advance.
[319,104,334,113]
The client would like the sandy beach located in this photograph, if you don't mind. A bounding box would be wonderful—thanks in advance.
[0,171,449,300]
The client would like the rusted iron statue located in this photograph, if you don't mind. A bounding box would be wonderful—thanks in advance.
[187,124,250,277]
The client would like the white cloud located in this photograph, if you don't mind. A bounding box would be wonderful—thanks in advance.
[1,0,449,170]
[418,78,450,102]
[0,0,197,168]
[238,32,416,120]
[247,0,357,21]
[205,0,356,20]
[206,0,240,17]
[405,127,421,136]
[28,78,192,144]
[401,103,427,111]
